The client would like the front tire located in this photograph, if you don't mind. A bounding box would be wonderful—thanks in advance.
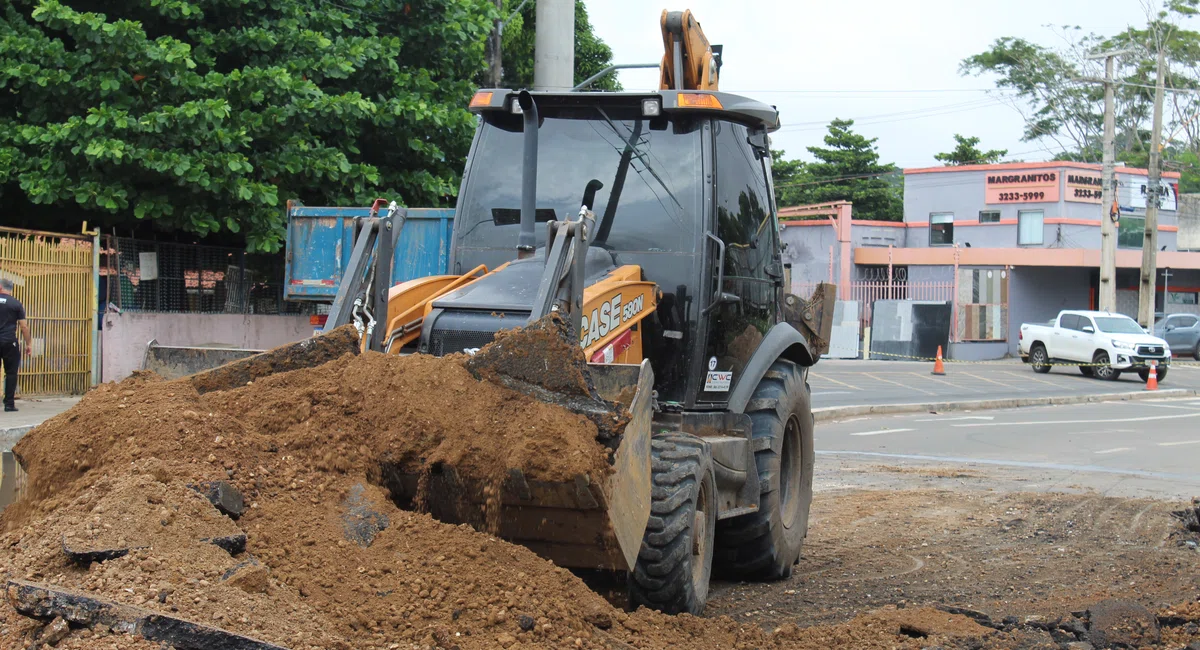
[1079,365,1094,377]
[1192,346,1199,362]
[1093,351,1120,381]
[715,360,814,581]
[629,433,716,615]
[1030,344,1051,374]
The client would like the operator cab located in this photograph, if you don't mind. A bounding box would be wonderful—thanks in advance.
[430,89,785,409]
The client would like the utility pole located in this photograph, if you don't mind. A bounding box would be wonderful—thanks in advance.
[1083,49,1136,313]
[1138,47,1166,331]
[486,0,503,87]
[534,0,575,91]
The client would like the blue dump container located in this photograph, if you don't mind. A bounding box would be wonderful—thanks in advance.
[284,203,454,301]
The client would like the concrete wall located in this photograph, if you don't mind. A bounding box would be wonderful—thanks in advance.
[1007,266,1092,357]
[1181,193,1200,251]
[101,312,314,383]
[781,223,838,287]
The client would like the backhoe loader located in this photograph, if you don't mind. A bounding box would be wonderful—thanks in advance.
[314,9,835,616]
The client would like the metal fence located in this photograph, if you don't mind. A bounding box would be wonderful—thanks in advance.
[103,237,309,315]
[0,227,95,395]
[794,274,956,335]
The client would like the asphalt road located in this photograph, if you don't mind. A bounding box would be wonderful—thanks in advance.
[809,358,1200,409]
[814,397,1200,499]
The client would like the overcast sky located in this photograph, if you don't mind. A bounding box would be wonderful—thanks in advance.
[585,0,1189,169]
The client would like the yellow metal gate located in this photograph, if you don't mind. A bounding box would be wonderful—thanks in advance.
[0,227,95,395]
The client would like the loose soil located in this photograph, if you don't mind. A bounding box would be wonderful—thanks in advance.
[709,488,1200,629]
[0,334,1197,648]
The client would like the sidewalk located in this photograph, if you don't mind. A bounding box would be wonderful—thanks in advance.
[809,358,1200,409]
[0,397,80,451]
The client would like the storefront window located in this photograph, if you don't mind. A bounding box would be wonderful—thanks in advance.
[1118,215,1144,248]
[1017,210,1043,245]
[930,213,953,246]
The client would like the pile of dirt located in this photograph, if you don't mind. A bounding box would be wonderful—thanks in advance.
[1,330,1197,649]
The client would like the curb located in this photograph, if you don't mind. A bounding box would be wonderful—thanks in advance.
[0,426,34,453]
[812,388,1200,423]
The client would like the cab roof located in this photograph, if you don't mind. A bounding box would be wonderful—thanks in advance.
[469,88,782,133]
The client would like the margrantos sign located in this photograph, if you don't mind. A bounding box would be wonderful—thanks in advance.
[1065,170,1103,204]
[984,170,1060,204]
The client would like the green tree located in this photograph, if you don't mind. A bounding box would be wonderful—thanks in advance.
[772,119,902,221]
[500,0,620,91]
[0,0,496,251]
[961,1,1200,188]
[934,134,1008,166]
[769,150,812,208]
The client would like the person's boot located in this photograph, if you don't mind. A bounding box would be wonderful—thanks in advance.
[3,403,15,412]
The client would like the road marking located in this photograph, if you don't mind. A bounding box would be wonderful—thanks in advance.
[914,416,993,422]
[960,371,1022,389]
[849,428,915,436]
[1140,402,1200,410]
[914,372,982,392]
[952,412,1200,427]
[1094,447,1132,455]
[812,374,861,391]
[812,390,852,396]
[863,373,936,395]
[1158,440,1200,446]
[999,370,1060,387]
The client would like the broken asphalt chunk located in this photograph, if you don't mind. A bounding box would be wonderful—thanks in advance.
[192,480,246,520]
[6,579,289,650]
[341,483,389,548]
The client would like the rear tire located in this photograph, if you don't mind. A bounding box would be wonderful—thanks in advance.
[714,360,814,581]
[1093,351,1120,381]
[1192,346,1199,362]
[1030,344,1051,374]
[629,433,716,615]
[1079,366,1094,377]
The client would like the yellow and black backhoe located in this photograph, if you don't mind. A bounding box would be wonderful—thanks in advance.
[312,9,834,615]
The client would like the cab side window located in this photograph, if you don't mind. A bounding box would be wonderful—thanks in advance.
[703,120,778,395]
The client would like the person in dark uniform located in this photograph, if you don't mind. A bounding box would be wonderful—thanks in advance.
[0,279,32,412]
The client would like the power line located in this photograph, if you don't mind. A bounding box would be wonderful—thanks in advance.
[778,98,1006,129]
[778,99,1011,132]
[723,88,1004,94]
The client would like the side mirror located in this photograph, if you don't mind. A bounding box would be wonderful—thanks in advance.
[1082,325,1095,334]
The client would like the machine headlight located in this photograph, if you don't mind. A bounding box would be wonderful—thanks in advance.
[1111,339,1135,350]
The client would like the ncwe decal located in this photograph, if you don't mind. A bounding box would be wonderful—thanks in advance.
[580,293,645,348]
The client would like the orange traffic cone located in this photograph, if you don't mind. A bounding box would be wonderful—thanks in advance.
[932,346,946,376]
[1145,362,1158,391]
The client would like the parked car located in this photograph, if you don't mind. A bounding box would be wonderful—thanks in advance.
[1156,313,1200,361]
[1019,310,1170,382]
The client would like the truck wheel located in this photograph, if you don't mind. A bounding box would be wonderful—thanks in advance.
[1092,351,1120,381]
[1137,367,1167,383]
[629,432,716,615]
[1079,366,1094,377]
[1029,344,1051,374]
[714,360,813,581]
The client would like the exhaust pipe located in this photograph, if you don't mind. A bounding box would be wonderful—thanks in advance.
[517,91,539,259]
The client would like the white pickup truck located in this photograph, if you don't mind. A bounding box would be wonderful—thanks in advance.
[1019,310,1170,382]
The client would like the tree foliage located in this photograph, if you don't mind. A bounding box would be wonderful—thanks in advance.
[0,0,496,251]
[960,1,1200,188]
[771,119,902,221]
[500,0,620,91]
[935,134,1008,166]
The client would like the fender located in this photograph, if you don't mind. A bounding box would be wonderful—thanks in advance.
[726,322,815,414]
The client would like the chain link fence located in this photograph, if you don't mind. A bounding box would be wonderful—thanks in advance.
[101,236,312,315]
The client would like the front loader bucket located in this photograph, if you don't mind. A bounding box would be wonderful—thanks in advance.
[381,361,654,572]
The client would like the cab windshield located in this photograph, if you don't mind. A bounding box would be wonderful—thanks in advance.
[1094,316,1145,334]
[455,106,703,257]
